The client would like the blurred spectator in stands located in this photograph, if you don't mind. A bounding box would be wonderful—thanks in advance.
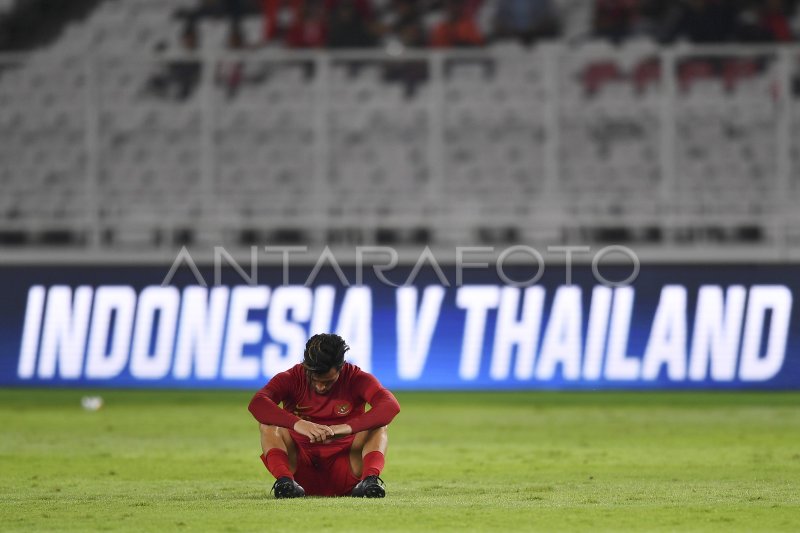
[493,0,560,46]
[551,0,593,43]
[379,0,427,97]
[430,0,484,47]
[181,0,247,26]
[328,0,378,48]
[659,0,738,44]
[285,0,327,47]
[792,0,800,39]
[376,0,427,49]
[216,21,247,99]
[757,0,794,42]
[736,1,775,42]
[262,0,374,44]
[260,0,291,42]
[592,0,639,44]
[144,20,201,102]
[626,0,665,38]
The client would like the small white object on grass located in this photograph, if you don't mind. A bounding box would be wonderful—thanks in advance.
[81,396,104,411]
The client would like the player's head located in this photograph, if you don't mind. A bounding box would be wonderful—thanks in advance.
[303,333,349,393]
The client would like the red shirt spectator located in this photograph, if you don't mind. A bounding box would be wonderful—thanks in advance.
[261,0,301,41]
[760,0,793,42]
[285,0,327,48]
[430,0,484,47]
[262,0,372,43]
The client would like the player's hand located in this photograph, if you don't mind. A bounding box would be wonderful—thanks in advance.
[328,424,353,438]
[293,419,335,443]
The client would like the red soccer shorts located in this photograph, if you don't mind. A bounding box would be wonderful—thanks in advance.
[292,434,360,497]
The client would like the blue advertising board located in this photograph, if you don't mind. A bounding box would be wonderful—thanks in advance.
[0,261,798,390]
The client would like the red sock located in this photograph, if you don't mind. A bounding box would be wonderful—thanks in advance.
[262,449,293,480]
[361,451,385,479]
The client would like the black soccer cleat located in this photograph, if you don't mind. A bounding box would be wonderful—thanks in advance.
[351,475,385,498]
[271,477,305,499]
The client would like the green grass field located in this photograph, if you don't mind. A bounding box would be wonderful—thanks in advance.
[1,389,799,532]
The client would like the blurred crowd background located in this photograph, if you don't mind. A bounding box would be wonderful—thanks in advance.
[3,0,800,53]
[1,1,799,255]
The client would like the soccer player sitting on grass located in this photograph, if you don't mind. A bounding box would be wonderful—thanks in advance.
[248,333,401,499]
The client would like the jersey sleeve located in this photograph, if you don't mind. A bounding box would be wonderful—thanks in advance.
[247,369,300,429]
[346,368,401,433]
[350,367,384,403]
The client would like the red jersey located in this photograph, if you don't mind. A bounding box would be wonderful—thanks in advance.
[248,363,400,446]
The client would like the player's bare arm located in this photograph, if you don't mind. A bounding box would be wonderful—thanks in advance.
[328,423,352,437]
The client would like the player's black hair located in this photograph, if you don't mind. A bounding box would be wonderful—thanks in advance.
[303,333,349,375]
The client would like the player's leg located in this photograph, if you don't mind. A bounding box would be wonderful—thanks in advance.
[259,424,305,498]
[260,424,298,469]
[349,425,389,498]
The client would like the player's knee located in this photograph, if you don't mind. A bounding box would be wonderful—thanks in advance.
[259,423,281,437]
[367,425,389,453]
[365,425,389,438]
[365,425,389,447]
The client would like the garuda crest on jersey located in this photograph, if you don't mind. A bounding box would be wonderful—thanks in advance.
[334,402,352,416]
